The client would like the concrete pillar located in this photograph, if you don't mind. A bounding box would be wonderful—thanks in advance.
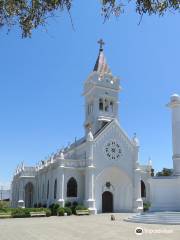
[85,130,97,214]
[57,152,65,207]
[132,134,143,212]
[18,180,25,208]
[133,168,143,213]
[167,94,180,176]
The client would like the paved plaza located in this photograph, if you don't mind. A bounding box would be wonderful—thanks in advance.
[0,213,180,240]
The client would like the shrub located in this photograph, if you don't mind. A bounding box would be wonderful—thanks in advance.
[72,201,78,207]
[44,208,51,217]
[70,202,78,214]
[0,201,10,209]
[65,201,71,207]
[49,204,60,216]
[38,203,42,208]
[0,208,12,214]
[11,208,28,218]
[11,208,51,218]
[64,207,72,216]
[58,207,64,216]
[143,202,151,212]
[70,206,76,215]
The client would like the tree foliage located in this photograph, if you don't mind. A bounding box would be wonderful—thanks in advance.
[156,168,173,176]
[0,0,179,37]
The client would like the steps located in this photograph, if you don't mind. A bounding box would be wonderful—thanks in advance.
[124,212,180,225]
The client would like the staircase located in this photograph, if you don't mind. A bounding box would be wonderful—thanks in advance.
[124,212,180,224]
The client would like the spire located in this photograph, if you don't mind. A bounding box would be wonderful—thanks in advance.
[93,39,111,75]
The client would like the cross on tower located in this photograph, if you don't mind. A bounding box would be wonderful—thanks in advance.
[98,39,105,51]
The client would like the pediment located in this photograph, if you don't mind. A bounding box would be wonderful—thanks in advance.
[94,119,134,151]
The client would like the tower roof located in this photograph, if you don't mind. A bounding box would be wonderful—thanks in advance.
[93,39,111,75]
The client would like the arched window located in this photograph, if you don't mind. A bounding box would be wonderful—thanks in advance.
[47,180,49,200]
[99,99,103,111]
[141,180,146,198]
[110,101,114,112]
[67,177,77,197]
[104,99,109,112]
[54,179,57,199]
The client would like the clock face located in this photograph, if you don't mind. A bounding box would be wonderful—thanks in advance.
[105,141,122,160]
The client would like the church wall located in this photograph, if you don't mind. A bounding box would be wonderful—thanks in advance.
[93,123,134,180]
[95,166,133,212]
[64,169,85,204]
[34,166,61,206]
[91,122,135,212]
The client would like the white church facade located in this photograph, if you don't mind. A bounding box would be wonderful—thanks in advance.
[12,40,180,214]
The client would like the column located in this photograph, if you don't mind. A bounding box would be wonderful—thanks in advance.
[133,168,143,213]
[57,152,65,207]
[85,130,97,214]
[132,134,143,213]
[18,180,25,208]
[167,94,180,175]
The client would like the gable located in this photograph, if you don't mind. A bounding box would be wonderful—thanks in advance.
[93,120,135,177]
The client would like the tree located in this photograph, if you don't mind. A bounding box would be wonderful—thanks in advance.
[156,168,173,176]
[151,168,154,177]
[0,0,179,38]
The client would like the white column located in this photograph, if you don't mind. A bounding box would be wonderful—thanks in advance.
[132,134,143,213]
[58,152,65,207]
[18,180,25,208]
[167,94,180,176]
[85,130,97,214]
[133,168,143,212]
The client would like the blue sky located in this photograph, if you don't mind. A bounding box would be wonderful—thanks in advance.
[0,1,180,186]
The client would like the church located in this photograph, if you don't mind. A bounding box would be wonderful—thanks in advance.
[11,40,154,214]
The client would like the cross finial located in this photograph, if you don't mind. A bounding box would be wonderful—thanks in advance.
[98,39,105,51]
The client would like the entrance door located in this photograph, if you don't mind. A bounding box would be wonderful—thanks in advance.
[102,191,113,213]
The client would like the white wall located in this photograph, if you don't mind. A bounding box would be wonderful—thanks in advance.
[95,166,133,212]
[149,176,180,211]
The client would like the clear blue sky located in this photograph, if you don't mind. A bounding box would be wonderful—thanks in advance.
[0,1,180,186]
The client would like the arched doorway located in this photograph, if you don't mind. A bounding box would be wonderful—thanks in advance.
[102,191,113,213]
[25,182,33,208]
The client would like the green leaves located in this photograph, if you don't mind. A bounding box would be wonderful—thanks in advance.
[0,0,179,38]
[0,0,72,37]
[136,0,180,16]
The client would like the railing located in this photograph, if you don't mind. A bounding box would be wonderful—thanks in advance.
[14,159,86,177]
[62,159,86,168]
[18,167,36,177]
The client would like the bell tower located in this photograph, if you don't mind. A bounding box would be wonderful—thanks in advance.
[83,40,121,135]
